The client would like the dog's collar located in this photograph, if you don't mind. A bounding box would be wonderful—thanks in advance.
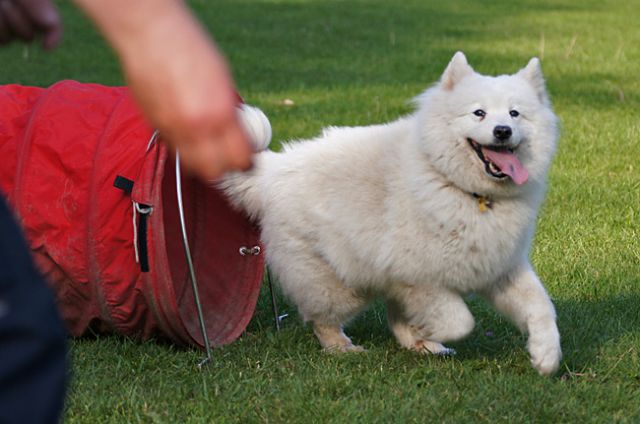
[472,193,493,213]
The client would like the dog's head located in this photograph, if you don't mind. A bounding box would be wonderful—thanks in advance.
[415,52,558,198]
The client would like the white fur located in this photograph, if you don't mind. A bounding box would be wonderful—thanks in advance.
[220,52,562,375]
[237,104,272,151]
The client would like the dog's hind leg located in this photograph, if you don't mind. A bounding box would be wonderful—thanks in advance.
[313,323,365,353]
[270,251,370,353]
[308,283,369,352]
[387,286,475,356]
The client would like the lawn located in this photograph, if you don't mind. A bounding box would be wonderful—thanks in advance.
[1,0,639,422]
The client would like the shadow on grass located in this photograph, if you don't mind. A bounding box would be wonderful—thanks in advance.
[195,0,621,96]
[555,294,640,370]
[247,281,639,377]
[1,0,634,111]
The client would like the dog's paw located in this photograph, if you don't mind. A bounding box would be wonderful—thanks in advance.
[530,346,562,376]
[528,334,562,376]
[414,340,456,357]
[435,347,457,357]
[323,343,366,354]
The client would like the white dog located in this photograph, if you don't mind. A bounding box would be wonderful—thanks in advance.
[225,52,562,375]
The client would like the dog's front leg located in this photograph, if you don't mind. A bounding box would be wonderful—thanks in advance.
[483,263,562,376]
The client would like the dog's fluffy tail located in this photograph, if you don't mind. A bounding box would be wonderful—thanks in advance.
[237,104,272,152]
[216,104,272,220]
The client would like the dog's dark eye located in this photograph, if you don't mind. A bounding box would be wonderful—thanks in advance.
[509,110,520,118]
[473,109,486,118]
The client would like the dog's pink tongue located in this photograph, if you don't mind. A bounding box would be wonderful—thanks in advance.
[482,148,529,185]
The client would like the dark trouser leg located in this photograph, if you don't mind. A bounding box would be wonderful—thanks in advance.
[0,196,68,424]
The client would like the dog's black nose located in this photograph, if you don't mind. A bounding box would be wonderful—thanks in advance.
[493,125,512,142]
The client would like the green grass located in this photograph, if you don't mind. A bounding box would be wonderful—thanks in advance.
[2,0,640,422]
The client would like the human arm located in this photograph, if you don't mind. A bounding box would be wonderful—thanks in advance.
[72,0,252,180]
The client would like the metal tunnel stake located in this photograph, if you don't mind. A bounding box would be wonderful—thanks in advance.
[175,152,213,369]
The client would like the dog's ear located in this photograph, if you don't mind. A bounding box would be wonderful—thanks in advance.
[440,52,474,91]
[518,58,550,105]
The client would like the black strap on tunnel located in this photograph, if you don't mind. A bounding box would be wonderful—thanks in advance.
[135,205,151,273]
[113,175,150,273]
[113,175,134,194]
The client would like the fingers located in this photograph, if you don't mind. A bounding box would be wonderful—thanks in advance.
[220,119,253,171]
[176,123,253,181]
[0,0,34,41]
[0,0,61,49]
[19,0,61,48]
[0,1,14,44]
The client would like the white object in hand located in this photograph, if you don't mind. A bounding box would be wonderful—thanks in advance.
[237,104,272,151]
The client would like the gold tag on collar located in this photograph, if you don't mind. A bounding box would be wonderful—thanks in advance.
[473,193,492,213]
[478,197,489,213]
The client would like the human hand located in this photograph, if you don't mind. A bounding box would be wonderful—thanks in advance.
[123,27,254,180]
[73,0,253,180]
[0,0,62,49]
[125,44,254,181]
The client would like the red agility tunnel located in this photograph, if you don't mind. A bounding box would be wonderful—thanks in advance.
[0,80,265,348]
